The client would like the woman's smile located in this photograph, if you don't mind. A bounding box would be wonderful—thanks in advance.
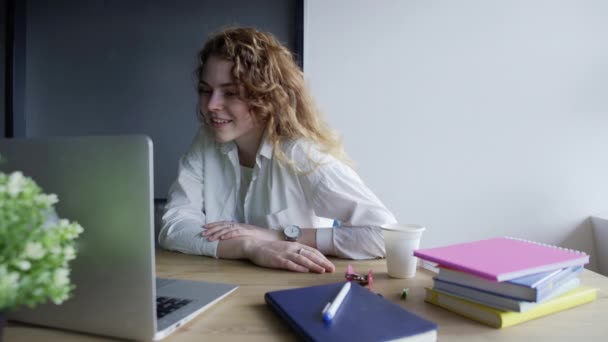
[209,117,233,128]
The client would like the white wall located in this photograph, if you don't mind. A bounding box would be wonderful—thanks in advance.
[305,0,608,271]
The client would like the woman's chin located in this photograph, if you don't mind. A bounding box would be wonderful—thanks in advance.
[213,134,234,144]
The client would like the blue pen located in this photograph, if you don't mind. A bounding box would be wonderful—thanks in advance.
[322,282,351,323]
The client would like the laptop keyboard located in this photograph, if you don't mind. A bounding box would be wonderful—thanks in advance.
[156,296,192,319]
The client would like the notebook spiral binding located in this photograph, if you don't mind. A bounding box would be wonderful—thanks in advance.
[505,236,587,255]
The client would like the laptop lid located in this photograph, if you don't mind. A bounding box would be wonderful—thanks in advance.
[3,135,157,340]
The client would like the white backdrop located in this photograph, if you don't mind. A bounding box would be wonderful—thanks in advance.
[304,0,608,271]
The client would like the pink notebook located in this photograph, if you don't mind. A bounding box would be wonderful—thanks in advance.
[413,237,589,281]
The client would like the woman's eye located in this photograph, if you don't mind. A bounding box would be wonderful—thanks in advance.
[224,91,238,97]
[199,88,212,95]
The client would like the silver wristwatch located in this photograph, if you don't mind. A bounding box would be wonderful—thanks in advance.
[283,225,302,242]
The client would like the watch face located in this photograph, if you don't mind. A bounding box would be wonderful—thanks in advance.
[284,225,301,239]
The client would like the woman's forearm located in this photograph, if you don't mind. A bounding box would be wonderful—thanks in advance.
[331,226,386,259]
[216,238,254,259]
[300,228,317,249]
[218,238,335,273]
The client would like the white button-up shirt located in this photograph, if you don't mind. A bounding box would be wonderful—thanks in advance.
[159,127,397,259]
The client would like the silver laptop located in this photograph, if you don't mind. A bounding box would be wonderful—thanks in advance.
[2,135,238,341]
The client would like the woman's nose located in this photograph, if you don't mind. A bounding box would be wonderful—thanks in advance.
[206,92,223,112]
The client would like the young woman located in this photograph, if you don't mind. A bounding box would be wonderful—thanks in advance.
[159,27,396,273]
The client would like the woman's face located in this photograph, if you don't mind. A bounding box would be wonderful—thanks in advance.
[198,55,263,147]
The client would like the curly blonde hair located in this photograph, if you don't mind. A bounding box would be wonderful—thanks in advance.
[196,27,350,168]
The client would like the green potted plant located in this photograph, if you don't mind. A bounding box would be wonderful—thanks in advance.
[0,165,83,337]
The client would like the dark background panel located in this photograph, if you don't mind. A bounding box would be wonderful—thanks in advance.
[13,0,299,197]
[1,0,6,136]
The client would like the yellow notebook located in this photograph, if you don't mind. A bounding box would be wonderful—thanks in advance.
[424,286,597,328]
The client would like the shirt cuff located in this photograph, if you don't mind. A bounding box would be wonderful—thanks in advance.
[160,218,219,258]
[316,227,335,255]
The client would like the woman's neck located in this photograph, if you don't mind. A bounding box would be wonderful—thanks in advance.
[235,127,265,168]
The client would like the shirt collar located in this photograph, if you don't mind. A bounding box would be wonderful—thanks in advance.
[257,136,273,160]
[217,129,273,160]
[219,141,236,155]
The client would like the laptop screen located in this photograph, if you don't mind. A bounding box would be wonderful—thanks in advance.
[2,136,158,340]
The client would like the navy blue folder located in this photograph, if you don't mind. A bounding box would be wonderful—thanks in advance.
[265,282,438,342]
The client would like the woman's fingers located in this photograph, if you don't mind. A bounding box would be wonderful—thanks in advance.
[298,248,335,273]
[202,222,280,242]
[202,222,239,241]
[236,240,334,274]
[283,247,335,274]
[204,221,232,229]
[283,250,323,273]
[202,221,233,234]
[280,259,310,273]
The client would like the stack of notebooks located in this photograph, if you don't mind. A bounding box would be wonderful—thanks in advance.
[413,237,597,328]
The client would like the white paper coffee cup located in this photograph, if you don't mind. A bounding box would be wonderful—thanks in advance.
[381,224,426,278]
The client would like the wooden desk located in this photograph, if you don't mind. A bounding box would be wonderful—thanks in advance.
[6,250,608,341]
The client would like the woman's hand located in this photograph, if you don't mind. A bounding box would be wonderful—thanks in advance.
[243,240,335,273]
[202,221,280,241]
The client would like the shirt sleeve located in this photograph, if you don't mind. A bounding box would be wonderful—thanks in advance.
[158,131,219,258]
[300,151,397,259]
